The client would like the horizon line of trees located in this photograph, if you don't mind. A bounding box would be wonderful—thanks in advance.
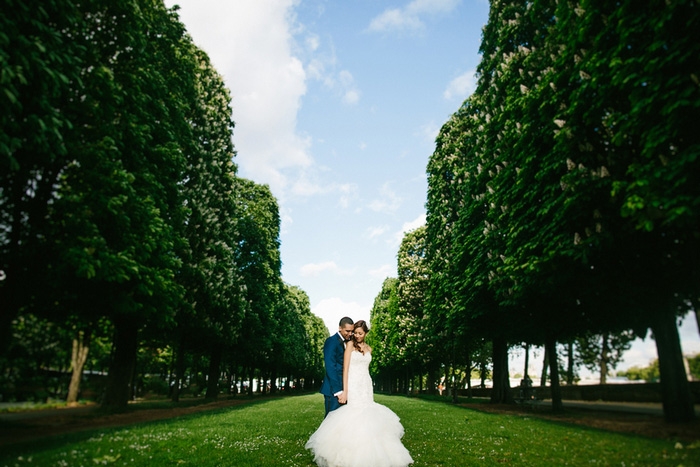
[1,0,328,408]
[369,0,699,423]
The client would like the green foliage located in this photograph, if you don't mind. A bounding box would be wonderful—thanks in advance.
[422,0,700,418]
[576,331,635,383]
[231,178,284,375]
[0,0,310,406]
[396,226,430,368]
[687,354,700,381]
[1,395,698,466]
[368,277,400,376]
[617,360,661,383]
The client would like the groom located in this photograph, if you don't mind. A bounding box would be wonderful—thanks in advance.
[320,316,354,416]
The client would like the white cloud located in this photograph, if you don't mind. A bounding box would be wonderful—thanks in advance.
[166,0,313,199]
[305,33,320,52]
[343,89,361,105]
[418,121,441,145]
[368,264,395,279]
[444,69,477,100]
[300,261,353,277]
[391,213,426,245]
[368,182,402,213]
[336,70,361,105]
[368,0,460,33]
[402,213,427,232]
[300,261,339,277]
[288,174,358,208]
[365,225,389,240]
[312,297,371,334]
[337,183,359,208]
[279,206,294,235]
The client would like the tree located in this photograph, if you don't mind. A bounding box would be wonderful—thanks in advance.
[617,360,661,383]
[548,0,700,421]
[170,41,242,402]
[0,0,85,351]
[577,331,634,384]
[396,225,430,392]
[368,278,401,392]
[231,178,284,393]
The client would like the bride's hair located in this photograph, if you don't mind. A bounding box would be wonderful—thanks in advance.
[352,320,369,354]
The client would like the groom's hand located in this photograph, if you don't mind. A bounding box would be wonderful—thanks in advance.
[337,391,347,404]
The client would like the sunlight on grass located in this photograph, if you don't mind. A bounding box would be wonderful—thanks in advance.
[1,394,698,466]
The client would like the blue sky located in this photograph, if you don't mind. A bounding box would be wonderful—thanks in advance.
[164,0,699,378]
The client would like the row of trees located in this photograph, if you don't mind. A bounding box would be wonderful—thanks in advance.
[1,0,328,408]
[369,0,699,422]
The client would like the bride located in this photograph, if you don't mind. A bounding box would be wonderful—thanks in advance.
[305,320,413,467]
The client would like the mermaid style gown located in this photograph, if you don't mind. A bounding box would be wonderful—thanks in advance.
[305,350,413,467]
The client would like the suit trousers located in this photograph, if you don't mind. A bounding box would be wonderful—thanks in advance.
[324,394,341,417]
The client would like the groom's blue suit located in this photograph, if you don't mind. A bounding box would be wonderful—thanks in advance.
[319,332,345,416]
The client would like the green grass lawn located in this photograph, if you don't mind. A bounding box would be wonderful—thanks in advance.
[1,394,698,466]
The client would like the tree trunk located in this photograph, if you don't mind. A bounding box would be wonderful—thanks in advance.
[270,368,278,395]
[66,329,92,403]
[171,335,186,402]
[227,369,234,395]
[102,318,139,409]
[566,341,574,385]
[545,337,562,412]
[205,345,222,400]
[480,361,487,388]
[466,351,473,398]
[523,344,530,380]
[490,336,512,404]
[427,366,436,395]
[652,312,695,422]
[600,334,609,385]
[540,345,549,387]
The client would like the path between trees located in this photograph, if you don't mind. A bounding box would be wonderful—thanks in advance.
[1,396,699,448]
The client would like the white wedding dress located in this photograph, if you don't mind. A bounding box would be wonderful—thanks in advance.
[305,350,413,467]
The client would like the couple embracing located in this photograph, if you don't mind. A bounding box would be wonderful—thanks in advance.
[305,317,413,467]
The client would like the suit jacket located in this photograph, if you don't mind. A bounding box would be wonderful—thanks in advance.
[319,332,345,397]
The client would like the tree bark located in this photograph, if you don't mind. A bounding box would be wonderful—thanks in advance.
[171,334,186,402]
[270,368,278,395]
[600,334,609,385]
[480,361,487,388]
[490,336,512,404]
[540,345,549,387]
[66,329,92,403]
[652,312,695,422]
[427,366,436,395]
[566,342,574,385]
[523,344,530,380]
[466,351,473,398]
[205,345,222,400]
[227,369,234,395]
[545,337,562,412]
[102,318,139,409]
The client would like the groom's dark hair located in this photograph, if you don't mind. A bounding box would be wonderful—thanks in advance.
[339,316,354,327]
